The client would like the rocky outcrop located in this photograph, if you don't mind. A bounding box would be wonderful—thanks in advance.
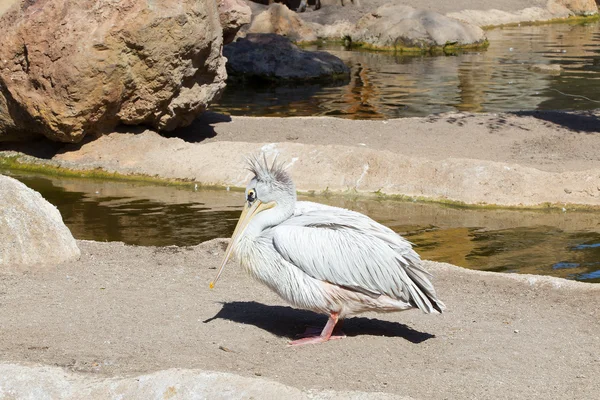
[0,0,226,143]
[352,4,487,52]
[17,110,598,208]
[258,2,599,42]
[0,364,405,400]
[0,175,80,268]
[218,0,252,45]
[248,3,318,42]
[549,0,598,15]
[223,33,350,81]
[449,0,598,27]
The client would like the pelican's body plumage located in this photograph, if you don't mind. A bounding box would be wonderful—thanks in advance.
[212,156,445,345]
[235,201,444,317]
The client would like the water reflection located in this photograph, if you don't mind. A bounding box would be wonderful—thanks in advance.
[3,170,600,283]
[7,172,243,247]
[409,226,600,282]
[213,22,600,119]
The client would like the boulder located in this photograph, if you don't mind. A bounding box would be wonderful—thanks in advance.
[223,33,350,81]
[0,175,80,268]
[352,5,487,52]
[0,0,226,143]
[248,3,318,42]
[549,0,598,15]
[0,364,407,399]
[314,20,356,40]
[218,0,252,45]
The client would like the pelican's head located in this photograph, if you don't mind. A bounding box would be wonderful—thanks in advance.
[210,155,296,288]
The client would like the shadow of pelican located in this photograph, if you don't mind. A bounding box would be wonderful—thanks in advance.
[204,301,435,344]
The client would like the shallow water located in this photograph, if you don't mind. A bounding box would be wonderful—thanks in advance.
[4,170,600,283]
[213,22,600,119]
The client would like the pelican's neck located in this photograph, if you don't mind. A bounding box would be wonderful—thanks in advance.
[240,198,295,241]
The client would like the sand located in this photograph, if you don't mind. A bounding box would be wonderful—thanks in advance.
[0,239,598,399]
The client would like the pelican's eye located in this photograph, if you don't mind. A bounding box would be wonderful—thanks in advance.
[247,189,256,203]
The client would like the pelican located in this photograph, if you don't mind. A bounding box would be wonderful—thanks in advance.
[211,156,445,346]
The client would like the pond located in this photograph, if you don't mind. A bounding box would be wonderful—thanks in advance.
[213,21,600,119]
[4,170,600,284]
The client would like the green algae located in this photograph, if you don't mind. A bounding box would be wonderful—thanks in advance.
[0,154,242,193]
[346,39,490,55]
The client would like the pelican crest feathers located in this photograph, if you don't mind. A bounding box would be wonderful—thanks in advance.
[245,154,293,188]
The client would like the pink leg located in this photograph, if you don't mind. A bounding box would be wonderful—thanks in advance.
[295,319,346,339]
[288,312,344,346]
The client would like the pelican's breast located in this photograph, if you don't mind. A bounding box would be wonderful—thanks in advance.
[234,233,333,314]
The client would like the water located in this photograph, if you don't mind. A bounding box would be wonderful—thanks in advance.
[213,21,600,119]
[4,170,600,283]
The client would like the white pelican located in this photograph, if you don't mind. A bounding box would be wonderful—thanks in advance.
[211,156,445,346]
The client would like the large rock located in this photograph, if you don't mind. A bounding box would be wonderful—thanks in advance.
[352,4,487,52]
[0,0,226,143]
[0,364,406,399]
[218,0,252,45]
[248,3,318,42]
[0,175,80,267]
[223,33,350,81]
[549,0,598,15]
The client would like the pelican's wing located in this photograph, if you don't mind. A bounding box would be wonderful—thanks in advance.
[271,202,445,313]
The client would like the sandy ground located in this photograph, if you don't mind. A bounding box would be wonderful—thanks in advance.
[0,239,598,399]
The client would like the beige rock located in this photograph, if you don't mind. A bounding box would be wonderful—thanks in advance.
[352,5,487,51]
[248,3,318,42]
[549,0,598,15]
[449,0,597,26]
[448,8,558,27]
[0,0,19,15]
[0,174,80,268]
[219,0,252,45]
[0,363,407,400]
[37,119,600,208]
[0,0,226,143]
[315,19,356,39]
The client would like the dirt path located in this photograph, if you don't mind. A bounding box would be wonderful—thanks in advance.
[0,239,598,399]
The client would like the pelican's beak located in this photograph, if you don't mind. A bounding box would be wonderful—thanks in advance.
[210,200,275,288]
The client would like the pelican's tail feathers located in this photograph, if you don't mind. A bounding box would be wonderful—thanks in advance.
[402,254,446,314]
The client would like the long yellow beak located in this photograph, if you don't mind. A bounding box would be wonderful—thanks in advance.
[210,200,275,288]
